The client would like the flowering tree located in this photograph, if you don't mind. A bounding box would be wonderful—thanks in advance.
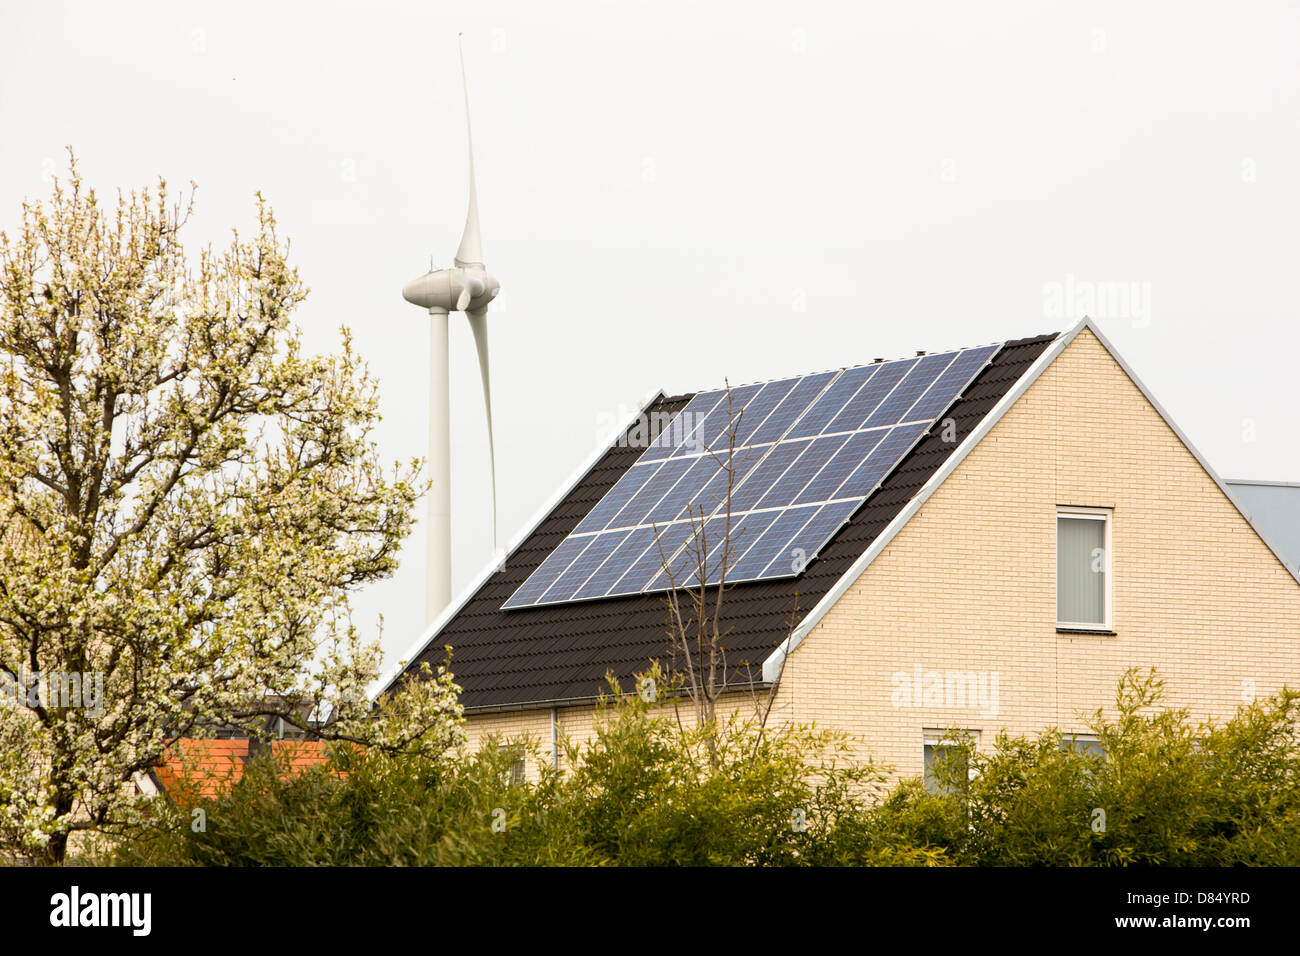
[0,154,463,863]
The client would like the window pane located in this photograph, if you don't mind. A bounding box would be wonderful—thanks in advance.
[923,744,939,793]
[1060,735,1106,758]
[923,744,968,795]
[1057,516,1105,624]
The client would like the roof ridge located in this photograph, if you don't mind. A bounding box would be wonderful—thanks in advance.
[673,330,1064,396]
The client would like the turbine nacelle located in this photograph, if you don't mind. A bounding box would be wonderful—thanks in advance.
[402,265,500,314]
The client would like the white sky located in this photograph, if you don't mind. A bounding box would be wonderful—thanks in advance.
[3,1,1298,670]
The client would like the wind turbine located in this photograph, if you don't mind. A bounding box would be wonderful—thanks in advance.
[402,39,500,625]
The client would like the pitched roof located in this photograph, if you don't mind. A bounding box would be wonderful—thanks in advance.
[390,332,1059,712]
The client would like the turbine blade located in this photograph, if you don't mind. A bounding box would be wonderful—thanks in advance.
[466,307,497,551]
[456,274,484,312]
[455,38,484,267]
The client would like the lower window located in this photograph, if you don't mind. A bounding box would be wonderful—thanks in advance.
[923,729,980,795]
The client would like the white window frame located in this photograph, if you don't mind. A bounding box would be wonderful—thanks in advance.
[1056,506,1113,632]
[1059,732,1105,757]
[923,729,980,794]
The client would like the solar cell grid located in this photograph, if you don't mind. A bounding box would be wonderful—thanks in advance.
[754,433,851,511]
[862,353,953,429]
[744,370,838,446]
[682,445,765,520]
[835,422,930,499]
[607,457,692,530]
[754,498,861,579]
[670,383,764,457]
[643,455,718,525]
[724,505,821,581]
[729,439,811,512]
[689,508,784,588]
[639,389,727,461]
[605,520,696,598]
[500,534,595,609]
[786,364,880,440]
[503,343,1000,609]
[570,460,660,534]
[573,526,657,601]
[793,428,890,505]
[904,345,999,422]
[822,359,913,435]
[730,377,800,447]
[539,529,631,604]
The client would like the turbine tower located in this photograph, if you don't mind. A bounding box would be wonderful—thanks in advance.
[402,39,500,625]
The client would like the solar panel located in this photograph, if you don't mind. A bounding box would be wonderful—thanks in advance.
[501,343,1000,610]
[670,383,764,458]
[637,389,727,461]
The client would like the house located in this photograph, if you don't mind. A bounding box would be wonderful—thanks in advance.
[142,738,334,807]
[382,318,1300,783]
[139,705,334,806]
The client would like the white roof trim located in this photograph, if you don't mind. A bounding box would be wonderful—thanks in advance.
[133,771,160,798]
[1225,478,1300,490]
[375,387,667,697]
[763,316,1300,682]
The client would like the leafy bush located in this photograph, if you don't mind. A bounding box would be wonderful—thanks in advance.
[908,668,1300,866]
[113,739,592,866]
[111,668,1300,867]
[558,683,884,865]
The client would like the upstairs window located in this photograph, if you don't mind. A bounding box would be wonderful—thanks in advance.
[1057,508,1111,630]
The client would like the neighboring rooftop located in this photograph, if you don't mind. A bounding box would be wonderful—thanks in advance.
[392,332,1059,712]
[149,739,333,806]
[1226,480,1300,574]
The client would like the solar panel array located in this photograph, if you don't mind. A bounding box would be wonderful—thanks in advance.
[501,344,1001,610]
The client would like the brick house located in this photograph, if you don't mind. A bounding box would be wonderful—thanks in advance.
[139,705,334,804]
[383,318,1300,783]
[142,738,334,806]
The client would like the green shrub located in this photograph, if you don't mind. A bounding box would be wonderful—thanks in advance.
[112,667,1300,867]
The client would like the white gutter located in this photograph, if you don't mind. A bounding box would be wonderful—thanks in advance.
[375,387,667,697]
[550,706,559,771]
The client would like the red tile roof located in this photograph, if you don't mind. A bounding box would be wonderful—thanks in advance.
[151,738,335,807]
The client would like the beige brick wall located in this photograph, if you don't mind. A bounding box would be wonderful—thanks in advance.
[462,693,764,782]
[464,328,1300,786]
[771,327,1300,782]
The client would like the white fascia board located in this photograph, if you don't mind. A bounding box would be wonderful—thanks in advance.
[374,387,667,698]
[1083,321,1300,590]
[761,319,1088,683]
[762,316,1300,683]
[133,771,160,798]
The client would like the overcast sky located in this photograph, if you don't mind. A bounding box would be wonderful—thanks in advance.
[3,1,1297,671]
